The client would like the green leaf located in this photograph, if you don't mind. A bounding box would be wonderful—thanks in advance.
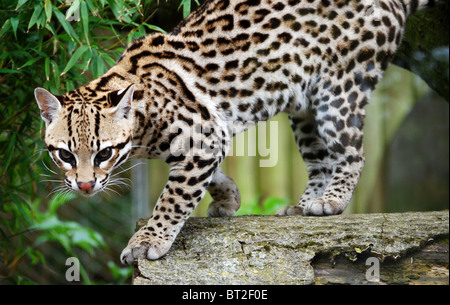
[80,1,90,46]
[10,17,19,39]
[44,57,50,80]
[0,19,11,38]
[72,230,96,254]
[3,132,16,173]
[19,57,41,69]
[61,45,89,75]
[15,0,29,10]
[28,3,43,30]
[44,0,52,22]
[0,68,19,74]
[142,22,166,34]
[30,47,48,58]
[178,0,192,19]
[107,261,132,282]
[10,193,32,223]
[235,196,262,216]
[50,60,61,90]
[31,216,62,231]
[48,193,76,215]
[261,197,290,215]
[95,55,106,78]
[44,23,56,37]
[86,0,96,11]
[53,7,79,43]
[65,0,80,21]
[100,52,116,67]
[137,24,146,37]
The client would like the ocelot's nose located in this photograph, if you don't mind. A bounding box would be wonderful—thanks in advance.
[77,181,95,192]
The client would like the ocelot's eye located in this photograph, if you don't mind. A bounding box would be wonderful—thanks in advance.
[59,149,75,164]
[95,147,112,165]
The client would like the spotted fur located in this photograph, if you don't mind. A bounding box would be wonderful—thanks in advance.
[35,0,438,264]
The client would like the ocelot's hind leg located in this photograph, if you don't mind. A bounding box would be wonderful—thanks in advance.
[278,80,369,216]
[276,113,334,216]
[207,168,241,217]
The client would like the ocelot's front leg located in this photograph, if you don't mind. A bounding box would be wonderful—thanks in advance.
[120,119,228,264]
[120,159,220,264]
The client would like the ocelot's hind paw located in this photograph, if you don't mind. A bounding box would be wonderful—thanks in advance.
[276,198,346,216]
[302,198,345,216]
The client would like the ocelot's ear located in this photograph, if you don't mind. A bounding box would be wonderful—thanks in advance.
[34,87,63,125]
[108,84,135,120]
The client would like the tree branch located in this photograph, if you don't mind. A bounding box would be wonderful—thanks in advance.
[133,211,448,285]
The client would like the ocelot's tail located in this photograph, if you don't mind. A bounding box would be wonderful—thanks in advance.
[403,0,439,16]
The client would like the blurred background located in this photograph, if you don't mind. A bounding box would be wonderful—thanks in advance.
[0,0,448,284]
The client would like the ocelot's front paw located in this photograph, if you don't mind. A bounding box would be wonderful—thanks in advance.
[207,199,239,217]
[120,232,173,265]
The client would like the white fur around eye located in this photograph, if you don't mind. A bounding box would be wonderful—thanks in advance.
[99,141,113,151]
[92,141,113,167]
[55,143,77,170]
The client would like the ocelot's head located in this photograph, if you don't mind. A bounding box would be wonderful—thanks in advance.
[35,85,135,196]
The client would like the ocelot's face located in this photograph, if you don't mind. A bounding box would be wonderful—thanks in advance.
[35,85,135,196]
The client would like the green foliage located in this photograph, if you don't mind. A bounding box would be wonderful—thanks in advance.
[30,194,105,256]
[236,196,291,216]
[107,260,133,284]
[26,193,107,284]
[179,0,200,18]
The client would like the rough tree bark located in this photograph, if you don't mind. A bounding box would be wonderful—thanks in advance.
[133,211,448,285]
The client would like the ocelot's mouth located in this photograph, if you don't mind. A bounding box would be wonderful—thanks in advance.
[74,177,106,197]
[78,190,98,197]
[69,171,130,197]
[78,185,99,196]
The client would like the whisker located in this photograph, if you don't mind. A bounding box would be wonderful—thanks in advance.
[131,145,150,149]
[111,161,146,177]
[33,148,48,158]
[48,184,70,197]
[40,179,64,183]
[108,181,130,192]
[103,186,121,196]
[48,189,62,197]
[40,173,55,178]
[108,179,130,187]
[62,189,74,202]
[109,184,125,192]
[110,177,132,184]
[41,160,58,175]
[101,189,113,199]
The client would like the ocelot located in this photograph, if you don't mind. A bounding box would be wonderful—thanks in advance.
[35,0,439,264]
